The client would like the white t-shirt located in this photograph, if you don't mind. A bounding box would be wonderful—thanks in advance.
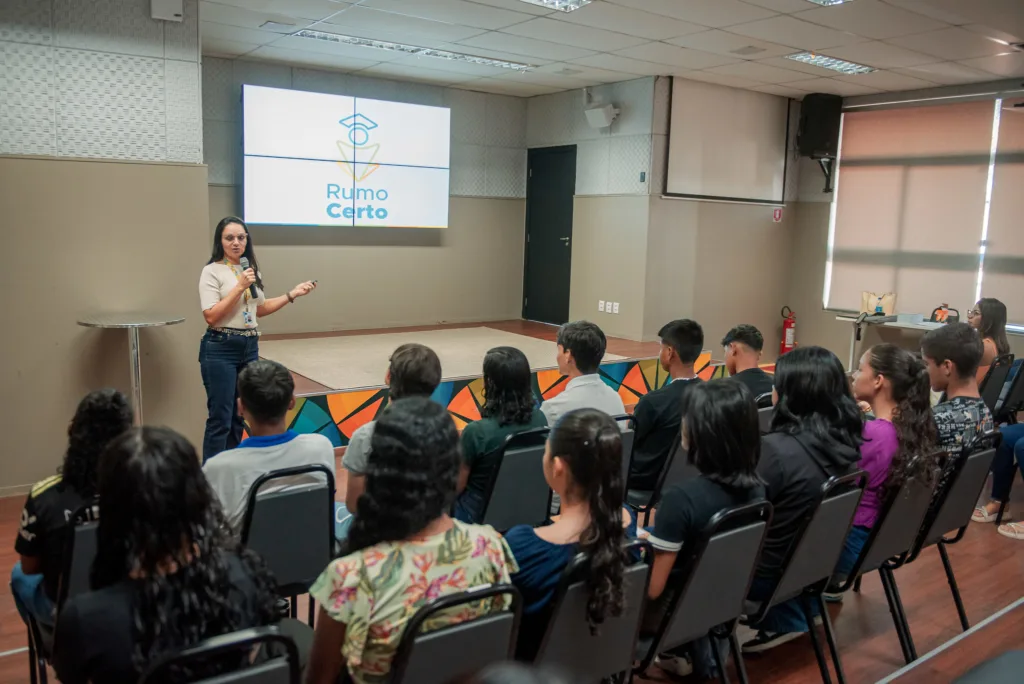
[199,261,266,330]
[203,431,336,530]
[540,374,627,427]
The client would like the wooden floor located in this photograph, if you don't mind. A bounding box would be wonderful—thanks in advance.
[2,477,1022,683]
[269,320,663,395]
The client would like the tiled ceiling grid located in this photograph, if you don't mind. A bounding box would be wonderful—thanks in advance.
[197,0,1024,100]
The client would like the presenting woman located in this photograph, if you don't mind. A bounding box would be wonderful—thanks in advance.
[198,217,315,462]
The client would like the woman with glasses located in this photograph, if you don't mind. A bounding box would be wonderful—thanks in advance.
[966,298,1010,383]
[198,217,316,461]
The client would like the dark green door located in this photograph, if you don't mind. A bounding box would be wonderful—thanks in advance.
[523,145,576,325]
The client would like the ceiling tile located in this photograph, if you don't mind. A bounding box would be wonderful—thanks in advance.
[834,70,937,91]
[492,71,596,89]
[553,2,706,41]
[271,33,410,62]
[823,41,937,69]
[793,1,947,41]
[532,61,637,82]
[246,44,380,70]
[963,24,1023,47]
[605,0,778,28]
[498,17,649,51]
[202,37,261,57]
[676,70,761,89]
[893,61,998,85]
[753,82,815,98]
[741,0,812,13]
[357,61,479,85]
[615,42,740,69]
[959,51,1024,78]
[462,0,555,16]
[884,0,970,25]
[787,77,881,96]
[205,0,354,22]
[200,1,311,31]
[894,0,1024,38]
[703,60,812,83]
[666,29,795,59]
[455,78,562,97]
[318,6,488,44]
[728,15,865,50]
[887,27,1014,61]
[358,0,535,30]
[568,53,669,75]
[457,32,595,61]
[436,44,555,66]
[754,55,840,77]
[386,54,513,77]
[201,21,280,46]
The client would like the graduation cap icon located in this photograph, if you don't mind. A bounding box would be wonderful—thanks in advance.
[339,113,378,146]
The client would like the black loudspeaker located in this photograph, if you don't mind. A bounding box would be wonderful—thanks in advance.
[797,93,843,159]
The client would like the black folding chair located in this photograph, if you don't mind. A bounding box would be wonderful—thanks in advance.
[241,465,335,626]
[994,361,1024,425]
[830,458,940,665]
[636,501,773,684]
[533,540,652,678]
[757,407,773,434]
[139,626,301,684]
[754,392,774,409]
[387,584,522,684]
[615,415,635,499]
[979,354,1014,416]
[626,437,699,527]
[744,471,867,684]
[479,428,551,532]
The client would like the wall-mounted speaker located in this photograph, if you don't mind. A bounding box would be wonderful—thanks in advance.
[797,93,843,159]
[151,0,184,22]
[584,104,619,129]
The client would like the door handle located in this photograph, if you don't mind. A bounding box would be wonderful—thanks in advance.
[559,237,570,246]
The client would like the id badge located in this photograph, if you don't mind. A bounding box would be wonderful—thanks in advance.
[242,309,254,327]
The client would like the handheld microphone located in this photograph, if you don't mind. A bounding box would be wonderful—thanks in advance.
[239,257,258,298]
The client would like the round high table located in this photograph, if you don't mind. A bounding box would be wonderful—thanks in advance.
[77,313,185,425]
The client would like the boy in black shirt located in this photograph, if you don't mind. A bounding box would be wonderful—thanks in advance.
[11,389,131,627]
[628,319,704,491]
[722,324,774,402]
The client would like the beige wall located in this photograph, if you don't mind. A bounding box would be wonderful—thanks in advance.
[0,157,209,492]
[209,186,526,333]
[568,196,650,340]
[643,197,698,341]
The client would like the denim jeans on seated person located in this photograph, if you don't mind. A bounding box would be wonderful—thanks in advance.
[10,562,55,628]
[747,575,818,634]
[833,525,871,584]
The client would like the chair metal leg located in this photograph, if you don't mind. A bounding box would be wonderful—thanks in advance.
[39,660,48,684]
[729,630,751,684]
[290,595,298,619]
[307,595,316,626]
[800,595,833,684]
[996,499,1009,525]
[27,634,38,684]
[938,543,970,631]
[853,576,862,593]
[816,594,847,684]
[879,568,917,663]
[710,631,731,684]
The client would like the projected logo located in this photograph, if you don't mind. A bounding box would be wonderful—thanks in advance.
[336,113,380,181]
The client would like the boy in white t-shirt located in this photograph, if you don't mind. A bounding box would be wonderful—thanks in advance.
[203,359,336,532]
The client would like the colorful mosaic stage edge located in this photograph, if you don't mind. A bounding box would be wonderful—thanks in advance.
[286,354,725,447]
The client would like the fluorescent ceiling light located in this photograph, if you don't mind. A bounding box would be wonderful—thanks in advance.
[519,0,593,11]
[786,52,875,75]
[293,29,534,70]
[804,0,855,6]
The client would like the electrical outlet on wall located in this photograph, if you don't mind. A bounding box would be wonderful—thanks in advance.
[598,300,605,312]
[612,302,620,314]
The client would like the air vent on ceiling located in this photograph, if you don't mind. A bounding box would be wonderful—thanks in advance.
[260,20,297,32]
[555,67,584,75]
[730,45,767,56]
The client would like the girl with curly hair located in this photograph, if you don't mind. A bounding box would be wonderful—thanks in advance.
[306,397,518,684]
[53,427,279,683]
[454,346,548,523]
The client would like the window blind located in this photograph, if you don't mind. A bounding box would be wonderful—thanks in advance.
[983,98,1024,324]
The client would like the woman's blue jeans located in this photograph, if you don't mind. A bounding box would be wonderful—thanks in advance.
[990,423,1024,502]
[199,330,258,462]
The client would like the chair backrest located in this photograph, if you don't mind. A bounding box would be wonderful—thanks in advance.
[754,392,774,409]
[996,361,1024,422]
[481,428,551,532]
[241,465,335,595]
[534,540,651,679]
[757,407,774,434]
[57,503,99,609]
[763,471,866,607]
[619,427,635,494]
[979,354,1014,415]
[388,585,521,684]
[651,501,772,653]
[139,626,300,684]
[916,446,997,552]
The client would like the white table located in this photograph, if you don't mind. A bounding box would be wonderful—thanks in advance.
[77,313,185,424]
[835,315,944,370]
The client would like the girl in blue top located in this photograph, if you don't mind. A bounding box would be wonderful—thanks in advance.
[504,408,627,659]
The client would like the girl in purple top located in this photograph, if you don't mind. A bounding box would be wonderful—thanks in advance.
[835,345,938,582]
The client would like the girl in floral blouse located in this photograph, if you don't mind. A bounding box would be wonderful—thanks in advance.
[305,397,518,684]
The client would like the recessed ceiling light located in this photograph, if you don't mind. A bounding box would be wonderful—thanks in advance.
[519,0,593,12]
[803,0,855,6]
[785,52,875,75]
[293,29,534,71]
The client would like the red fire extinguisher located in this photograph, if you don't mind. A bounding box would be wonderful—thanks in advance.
[780,306,797,356]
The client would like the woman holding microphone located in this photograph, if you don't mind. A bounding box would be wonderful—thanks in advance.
[198,217,316,462]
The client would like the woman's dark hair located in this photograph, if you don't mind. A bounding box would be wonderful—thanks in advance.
[61,389,132,496]
[548,408,625,633]
[681,379,762,490]
[771,346,863,453]
[865,345,940,494]
[346,397,461,553]
[481,346,536,427]
[91,427,278,678]
[208,216,263,290]
[976,298,1010,356]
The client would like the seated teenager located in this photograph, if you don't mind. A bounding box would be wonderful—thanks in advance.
[967,298,1010,383]
[540,321,625,426]
[11,389,131,629]
[305,397,518,684]
[629,320,704,491]
[53,427,279,684]
[831,345,938,589]
[503,408,626,659]
[454,346,547,524]
[342,343,442,518]
[721,324,774,401]
[640,379,765,678]
[203,359,335,531]
[743,346,863,654]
